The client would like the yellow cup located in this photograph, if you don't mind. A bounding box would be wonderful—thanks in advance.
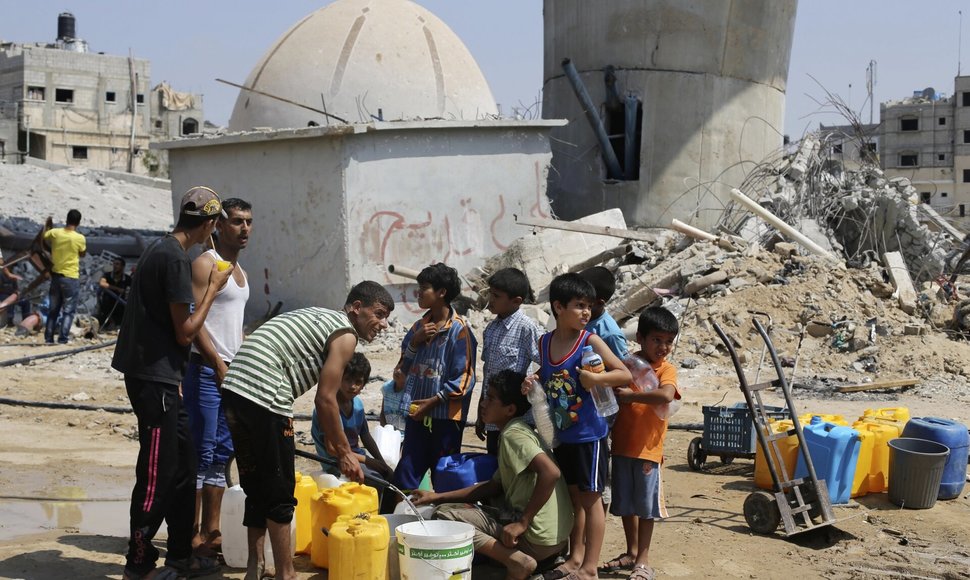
[216,260,232,272]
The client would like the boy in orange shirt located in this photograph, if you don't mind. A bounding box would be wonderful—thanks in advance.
[601,307,680,580]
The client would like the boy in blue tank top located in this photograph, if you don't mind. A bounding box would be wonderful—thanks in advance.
[531,273,632,580]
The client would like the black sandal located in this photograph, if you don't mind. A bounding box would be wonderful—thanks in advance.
[599,552,636,573]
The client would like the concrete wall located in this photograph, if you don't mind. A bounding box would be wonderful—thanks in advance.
[542,0,797,229]
[158,121,560,322]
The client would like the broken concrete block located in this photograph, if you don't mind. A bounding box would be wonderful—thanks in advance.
[903,324,924,336]
[683,270,728,295]
[882,251,917,315]
[806,321,832,337]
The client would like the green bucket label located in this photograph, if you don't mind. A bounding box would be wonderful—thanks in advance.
[403,543,474,560]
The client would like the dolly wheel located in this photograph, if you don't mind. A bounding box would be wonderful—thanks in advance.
[687,437,707,471]
[720,455,735,465]
[744,491,781,534]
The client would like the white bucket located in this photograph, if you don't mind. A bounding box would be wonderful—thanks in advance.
[397,520,475,580]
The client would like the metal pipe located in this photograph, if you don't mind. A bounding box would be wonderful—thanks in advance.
[386,264,420,280]
[561,58,624,180]
[0,339,116,368]
[624,93,639,180]
[730,188,837,260]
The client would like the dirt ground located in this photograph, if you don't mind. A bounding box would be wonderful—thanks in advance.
[1,300,969,580]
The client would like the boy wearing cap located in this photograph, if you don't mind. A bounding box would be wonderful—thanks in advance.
[113,186,233,580]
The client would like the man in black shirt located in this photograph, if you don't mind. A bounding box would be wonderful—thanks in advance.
[97,257,132,331]
[113,186,233,580]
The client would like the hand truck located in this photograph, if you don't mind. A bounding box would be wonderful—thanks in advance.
[712,318,836,536]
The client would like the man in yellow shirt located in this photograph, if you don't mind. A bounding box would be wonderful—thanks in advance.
[43,209,86,344]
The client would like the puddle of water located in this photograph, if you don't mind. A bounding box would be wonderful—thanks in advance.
[0,485,129,541]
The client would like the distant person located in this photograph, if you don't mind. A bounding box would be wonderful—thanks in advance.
[221,281,394,580]
[182,198,253,556]
[392,263,478,492]
[43,209,86,344]
[527,273,631,580]
[311,352,393,480]
[113,186,232,580]
[475,267,541,456]
[579,266,629,359]
[96,257,132,331]
[0,249,28,327]
[600,307,681,580]
[413,370,572,580]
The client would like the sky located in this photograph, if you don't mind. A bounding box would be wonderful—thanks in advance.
[1,1,967,137]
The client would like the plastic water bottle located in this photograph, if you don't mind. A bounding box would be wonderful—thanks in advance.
[581,346,618,417]
[622,353,683,419]
[526,377,559,449]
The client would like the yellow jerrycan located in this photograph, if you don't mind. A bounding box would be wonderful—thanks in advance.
[293,475,318,555]
[328,514,390,580]
[310,482,380,568]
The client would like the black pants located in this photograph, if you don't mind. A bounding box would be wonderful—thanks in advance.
[125,377,197,574]
[223,390,297,527]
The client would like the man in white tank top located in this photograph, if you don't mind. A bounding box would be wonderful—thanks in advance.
[183,198,253,556]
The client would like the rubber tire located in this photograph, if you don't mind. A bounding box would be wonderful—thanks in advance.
[720,455,735,465]
[687,437,707,471]
[744,491,781,534]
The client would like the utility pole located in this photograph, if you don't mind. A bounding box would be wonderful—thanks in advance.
[866,60,877,124]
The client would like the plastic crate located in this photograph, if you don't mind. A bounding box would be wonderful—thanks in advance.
[702,402,790,455]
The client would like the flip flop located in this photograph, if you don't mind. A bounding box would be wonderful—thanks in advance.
[540,565,572,580]
[599,552,636,573]
[629,564,656,580]
[166,555,220,579]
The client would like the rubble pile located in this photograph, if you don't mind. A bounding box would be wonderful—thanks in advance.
[719,135,951,282]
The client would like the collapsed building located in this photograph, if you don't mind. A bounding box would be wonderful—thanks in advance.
[0,12,204,176]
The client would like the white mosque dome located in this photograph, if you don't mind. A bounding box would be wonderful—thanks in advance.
[228,0,498,130]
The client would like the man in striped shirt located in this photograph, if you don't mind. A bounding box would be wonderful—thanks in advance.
[221,280,393,580]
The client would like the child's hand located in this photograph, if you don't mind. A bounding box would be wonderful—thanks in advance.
[410,322,438,345]
[575,367,598,390]
[409,397,438,420]
[501,520,528,548]
[521,374,539,396]
[614,386,636,404]
[410,489,437,506]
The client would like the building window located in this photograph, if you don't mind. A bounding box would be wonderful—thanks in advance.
[866,142,877,152]
[964,169,970,183]
[939,117,947,125]
[963,92,970,106]
[964,130,970,144]
[942,192,949,198]
[962,204,967,217]
[105,91,116,103]
[900,117,918,131]
[832,143,843,154]
[921,192,931,204]
[604,97,643,180]
[181,118,199,135]
[27,86,45,101]
[136,93,145,104]
[55,88,74,103]
[154,120,163,129]
[72,146,88,160]
[939,154,946,161]
[899,153,918,167]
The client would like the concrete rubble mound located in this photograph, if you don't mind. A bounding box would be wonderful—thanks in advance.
[460,134,970,399]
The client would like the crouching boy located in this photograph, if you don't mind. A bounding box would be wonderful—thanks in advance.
[412,370,573,580]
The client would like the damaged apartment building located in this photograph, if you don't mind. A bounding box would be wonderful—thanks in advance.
[819,75,970,225]
[0,12,203,176]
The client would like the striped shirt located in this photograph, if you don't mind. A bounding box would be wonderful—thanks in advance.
[481,309,542,432]
[222,307,356,417]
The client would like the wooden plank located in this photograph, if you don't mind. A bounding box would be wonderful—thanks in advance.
[836,378,918,393]
[514,216,657,243]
